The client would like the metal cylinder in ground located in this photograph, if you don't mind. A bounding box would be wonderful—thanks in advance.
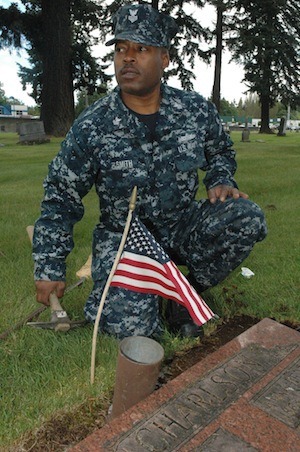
[110,336,164,419]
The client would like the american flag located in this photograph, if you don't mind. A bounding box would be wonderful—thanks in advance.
[111,215,215,326]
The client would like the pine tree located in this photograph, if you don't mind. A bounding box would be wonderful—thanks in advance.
[210,0,230,111]
[102,1,212,90]
[0,1,109,136]
[0,0,212,135]
[227,0,300,133]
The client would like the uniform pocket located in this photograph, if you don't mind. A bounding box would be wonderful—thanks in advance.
[174,150,206,197]
[99,154,148,195]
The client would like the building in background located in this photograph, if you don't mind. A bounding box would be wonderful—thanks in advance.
[0,104,28,117]
[0,104,31,132]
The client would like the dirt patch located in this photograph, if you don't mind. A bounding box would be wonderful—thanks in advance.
[10,397,112,452]
[10,316,299,451]
[159,315,261,384]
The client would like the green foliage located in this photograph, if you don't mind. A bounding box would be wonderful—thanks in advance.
[0,81,6,104]
[97,0,213,91]
[219,97,238,116]
[0,1,111,106]
[200,131,300,322]
[17,46,43,104]
[0,131,299,446]
[235,94,261,118]
[28,104,40,115]
[0,81,23,105]
[70,1,111,93]
[0,2,24,49]
[75,89,107,118]
[0,1,213,103]
[164,1,212,90]
[234,94,300,120]
[227,0,300,131]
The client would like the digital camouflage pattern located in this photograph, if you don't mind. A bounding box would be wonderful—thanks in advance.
[105,4,179,48]
[33,84,267,338]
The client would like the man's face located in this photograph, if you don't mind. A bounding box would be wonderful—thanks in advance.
[114,40,169,97]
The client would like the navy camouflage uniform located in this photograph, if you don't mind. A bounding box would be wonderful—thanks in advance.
[33,83,267,338]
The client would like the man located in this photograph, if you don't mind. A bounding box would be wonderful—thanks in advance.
[33,4,267,339]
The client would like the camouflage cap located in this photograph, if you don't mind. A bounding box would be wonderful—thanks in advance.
[105,4,178,49]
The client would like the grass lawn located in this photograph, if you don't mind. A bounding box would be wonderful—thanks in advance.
[0,130,299,447]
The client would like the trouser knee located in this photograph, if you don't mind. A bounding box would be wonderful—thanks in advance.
[84,284,160,339]
[175,198,267,290]
[233,198,267,243]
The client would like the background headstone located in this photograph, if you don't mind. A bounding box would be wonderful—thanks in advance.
[18,121,50,144]
[241,128,250,142]
[277,117,287,136]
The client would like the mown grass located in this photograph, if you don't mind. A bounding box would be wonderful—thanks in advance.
[0,130,299,447]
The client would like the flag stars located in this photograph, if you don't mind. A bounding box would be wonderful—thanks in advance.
[124,216,171,264]
[113,215,215,327]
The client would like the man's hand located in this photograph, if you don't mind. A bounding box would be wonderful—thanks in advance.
[207,184,249,204]
[35,280,66,306]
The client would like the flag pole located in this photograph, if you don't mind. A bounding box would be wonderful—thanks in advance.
[90,186,137,384]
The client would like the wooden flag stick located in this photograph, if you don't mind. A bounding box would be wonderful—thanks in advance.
[90,186,137,384]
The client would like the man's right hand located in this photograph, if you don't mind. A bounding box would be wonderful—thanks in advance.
[35,280,66,306]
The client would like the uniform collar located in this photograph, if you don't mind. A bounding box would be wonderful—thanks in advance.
[106,84,185,134]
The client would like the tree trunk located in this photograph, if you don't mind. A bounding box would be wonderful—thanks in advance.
[212,4,223,111]
[259,94,272,133]
[40,0,74,136]
[259,61,273,134]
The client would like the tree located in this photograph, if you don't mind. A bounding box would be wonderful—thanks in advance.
[0,82,6,104]
[40,0,74,136]
[0,82,23,105]
[1,0,212,135]
[28,104,40,116]
[0,1,109,136]
[75,89,106,118]
[101,1,212,91]
[227,0,300,133]
[219,97,237,116]
[161,0,212,90]
[210,0,231,111]
[236,94,261,118]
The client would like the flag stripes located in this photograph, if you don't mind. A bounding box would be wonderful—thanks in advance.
[112,248,214,326]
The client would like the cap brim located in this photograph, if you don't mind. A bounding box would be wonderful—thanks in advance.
[105,32,161,47]
[105,37,117,46]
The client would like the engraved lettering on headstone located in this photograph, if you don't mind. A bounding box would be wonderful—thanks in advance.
[252,357,300,429]
[222,362,253,382]
[108,345,294,451]
[186,387,220,409]
[135,424,174,450]
[153,412,187,438]
[199,428,258,451]
[163,402,197,429]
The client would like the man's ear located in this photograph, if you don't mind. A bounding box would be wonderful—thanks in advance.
[161,49,170,69]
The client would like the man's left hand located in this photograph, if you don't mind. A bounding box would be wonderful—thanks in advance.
[207,185,249,204]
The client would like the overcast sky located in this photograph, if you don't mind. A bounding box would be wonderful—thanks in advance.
[0,1,248,106]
